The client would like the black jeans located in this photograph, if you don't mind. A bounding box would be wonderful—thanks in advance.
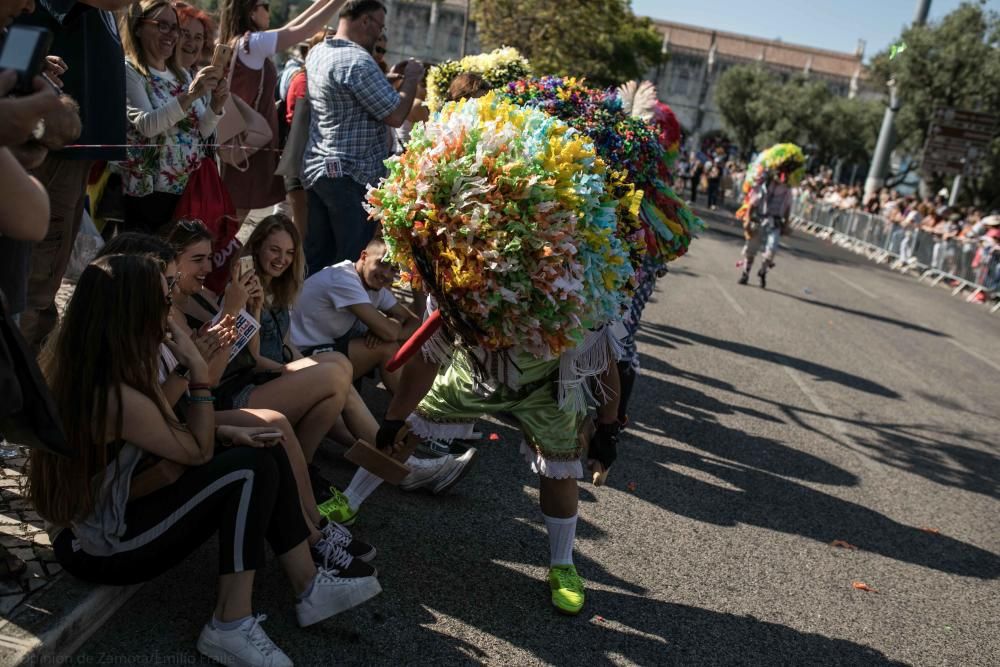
[54,446,310,586]
[707,178,721,207]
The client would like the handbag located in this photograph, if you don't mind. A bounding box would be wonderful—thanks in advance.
[216,44,272,171]
[274,96,310,179]
[173,159,241,293]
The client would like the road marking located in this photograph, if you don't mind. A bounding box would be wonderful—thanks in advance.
[783,367,882,476]
[782,367,847,437]
[948,339,1000,373]
[827,270,879,299]
[708,274,746,316]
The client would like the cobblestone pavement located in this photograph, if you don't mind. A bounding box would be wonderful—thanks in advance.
[0,449,61,616]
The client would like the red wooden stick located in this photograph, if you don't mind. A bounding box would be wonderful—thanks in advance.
[385,309,443,372]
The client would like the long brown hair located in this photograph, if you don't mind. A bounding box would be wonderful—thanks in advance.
[243,214,304,309]
[120,0,187,80]
[218,0,258,45]
[28,255,177,526]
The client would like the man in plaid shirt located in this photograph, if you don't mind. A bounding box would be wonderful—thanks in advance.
[302,0,423,274]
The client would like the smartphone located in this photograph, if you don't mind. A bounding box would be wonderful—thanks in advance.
[252,431,284,441]
[239,255,254,277]
[0,26,53,96]
[211,43,233,69]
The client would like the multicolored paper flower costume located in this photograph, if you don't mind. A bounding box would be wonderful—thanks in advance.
[501,76,703,266]
[425,47,532,113]
[366,92,633,361]
[735,143,806,222]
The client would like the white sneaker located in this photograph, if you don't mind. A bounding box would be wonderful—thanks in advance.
[197,614,292,667]
[431,447,478,495]
[295,568,382,627]
[399,455,450,491]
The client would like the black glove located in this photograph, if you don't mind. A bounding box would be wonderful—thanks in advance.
[589,421,620,471]
[375,419,407,451]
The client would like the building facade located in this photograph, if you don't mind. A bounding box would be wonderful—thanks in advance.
[649,20,869,147]
[379,3,870,148]
[381,0,478,67]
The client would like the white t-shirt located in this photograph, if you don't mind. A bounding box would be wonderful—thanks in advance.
[290,260,398,348]
[237,32,279,70]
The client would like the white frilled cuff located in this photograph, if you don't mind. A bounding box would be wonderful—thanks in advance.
[519,440,583,480]
[406,412,476,442]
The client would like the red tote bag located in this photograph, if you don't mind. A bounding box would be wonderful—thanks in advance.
[173,159,242,293]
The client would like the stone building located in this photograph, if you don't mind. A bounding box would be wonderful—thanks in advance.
[381,0,478,67]
[377,3,870,149]
[649,19,869,147]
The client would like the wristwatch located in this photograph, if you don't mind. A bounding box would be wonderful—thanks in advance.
[172,363,191,380]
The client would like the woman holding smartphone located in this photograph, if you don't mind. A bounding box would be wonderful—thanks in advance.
[217,0,350,222]
[116,0,229,234]
[29,254,381,667]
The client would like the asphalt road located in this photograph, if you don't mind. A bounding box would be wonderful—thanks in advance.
[77,206,1000,666]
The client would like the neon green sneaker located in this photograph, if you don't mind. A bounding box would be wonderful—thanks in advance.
[548,564,585,615]
[317,488,358,526]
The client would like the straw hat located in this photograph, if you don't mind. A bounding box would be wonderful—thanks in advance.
[981,215,1000,227]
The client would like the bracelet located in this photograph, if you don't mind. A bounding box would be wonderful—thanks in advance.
[187,394,215,404]
[188,383,212,392]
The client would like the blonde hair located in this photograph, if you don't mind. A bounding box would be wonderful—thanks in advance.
[120,0,187,80]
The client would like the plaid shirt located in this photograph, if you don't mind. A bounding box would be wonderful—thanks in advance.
[302,38,399,188]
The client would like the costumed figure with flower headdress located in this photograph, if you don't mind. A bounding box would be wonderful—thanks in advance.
[734,143,805,288]
[364,92,639,615]
[501,76,702,423]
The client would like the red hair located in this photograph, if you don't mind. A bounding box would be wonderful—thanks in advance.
[174,1,216,52]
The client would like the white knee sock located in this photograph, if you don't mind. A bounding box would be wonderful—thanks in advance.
[343,469,384,508]
[543,513,577,566]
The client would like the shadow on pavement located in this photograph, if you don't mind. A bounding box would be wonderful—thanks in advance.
[625,352,1000,580]
[768,290,948,338]
[637,323,901,399]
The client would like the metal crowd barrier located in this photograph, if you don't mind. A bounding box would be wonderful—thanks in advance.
[790,195,1000,313]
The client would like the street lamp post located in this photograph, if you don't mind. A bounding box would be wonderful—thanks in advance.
[863,0,932,198]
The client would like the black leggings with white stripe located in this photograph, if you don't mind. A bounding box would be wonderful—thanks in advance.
[54,446,310,586]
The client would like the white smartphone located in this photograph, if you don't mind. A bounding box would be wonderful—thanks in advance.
[239,255,254,277]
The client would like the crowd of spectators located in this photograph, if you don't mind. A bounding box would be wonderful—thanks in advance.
[0,0,485,664]
[797,176,1000,298]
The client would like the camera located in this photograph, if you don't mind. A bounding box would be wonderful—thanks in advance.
[0,25,53,96]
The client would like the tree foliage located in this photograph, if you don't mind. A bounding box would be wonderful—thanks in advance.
[471,0,663,87]
[869,1,1000,207]
[714,65,882,167]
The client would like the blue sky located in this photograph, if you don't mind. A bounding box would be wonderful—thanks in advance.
[632,0,1000,60]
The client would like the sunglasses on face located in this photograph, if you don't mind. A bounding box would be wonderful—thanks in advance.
[141,18,180,35]
[255,2,270,10]
[375,46,387,55]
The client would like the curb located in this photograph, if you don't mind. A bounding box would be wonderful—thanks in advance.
[0,573,141,665]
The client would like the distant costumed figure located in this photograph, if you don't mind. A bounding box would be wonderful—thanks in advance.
[366,92,636,615]
[734,143,805,288]
[501,76,703,422]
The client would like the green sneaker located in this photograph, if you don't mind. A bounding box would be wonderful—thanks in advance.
[317,488,358,526]
[548,564,585,615]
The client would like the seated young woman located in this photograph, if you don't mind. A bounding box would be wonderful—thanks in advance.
[96,233,371,569]
[28,254,381,667]
[241,214,380,448]
[163,220,355,464]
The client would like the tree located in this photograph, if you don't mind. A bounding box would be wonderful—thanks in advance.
[471,0,663,86]
[715,65,881,168]
[869,1,1000,207]
[713,65,779,156]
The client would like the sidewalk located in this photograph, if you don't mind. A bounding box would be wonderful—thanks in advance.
[0,449,142,666]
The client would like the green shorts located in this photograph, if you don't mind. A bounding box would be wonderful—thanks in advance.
[411,350,584,477]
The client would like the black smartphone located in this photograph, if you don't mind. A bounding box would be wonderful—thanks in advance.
[0,26,53,96]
